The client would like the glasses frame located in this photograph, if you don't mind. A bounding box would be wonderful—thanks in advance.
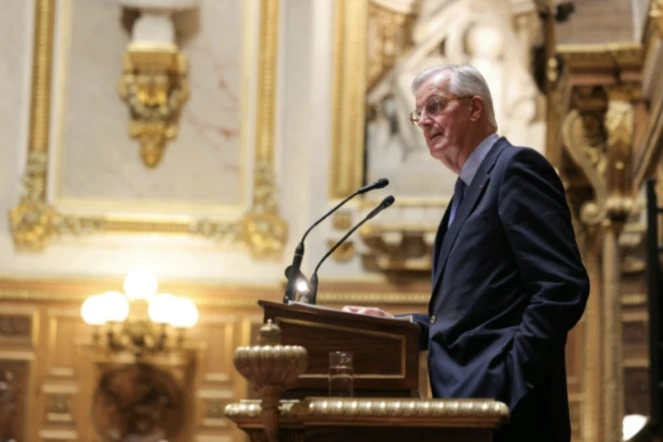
[409,95,474,125]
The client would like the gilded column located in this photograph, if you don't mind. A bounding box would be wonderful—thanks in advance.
[562,83,636,442]
[579,223,603,442]
[562,86,609,442]
[602,89,635,441]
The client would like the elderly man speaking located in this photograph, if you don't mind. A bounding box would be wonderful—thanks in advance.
[344,64,589,442]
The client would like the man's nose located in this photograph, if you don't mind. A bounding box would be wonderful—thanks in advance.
[419,115,433,128]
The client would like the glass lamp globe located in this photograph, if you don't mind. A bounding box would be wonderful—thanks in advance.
[169,298,199,328]
[123,269,158,301]
[81,294,107,325]
[101,291,130,322]
[148,293,177,324]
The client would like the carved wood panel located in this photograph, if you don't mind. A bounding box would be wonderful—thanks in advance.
[0,360,28,442]
[0,272,653,442]
[189,313,241,441]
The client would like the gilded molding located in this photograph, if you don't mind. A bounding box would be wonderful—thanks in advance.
[318,292,430,304]
[238,0,287,259]
[0,276,431,307]
[9,0,56,251]
[225,398,509,425]
[9,0,285,258]
[330,0,368,199]
[557,43,644,72]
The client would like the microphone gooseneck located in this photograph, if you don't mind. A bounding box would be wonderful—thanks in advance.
[282,179,390,303]
[308,195,395,304]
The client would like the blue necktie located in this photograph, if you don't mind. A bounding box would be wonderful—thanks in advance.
[449,178,466,227]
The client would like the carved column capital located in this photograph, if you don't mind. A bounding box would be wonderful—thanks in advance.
[561,84,637,228]
[561,86,609,226]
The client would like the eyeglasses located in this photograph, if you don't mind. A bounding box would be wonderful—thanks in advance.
[409,95,473,125]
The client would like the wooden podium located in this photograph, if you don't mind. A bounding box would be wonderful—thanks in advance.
[224,300,510,442]
[259,299,421,398]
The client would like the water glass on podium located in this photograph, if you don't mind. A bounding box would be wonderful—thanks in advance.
[329,351,353,397]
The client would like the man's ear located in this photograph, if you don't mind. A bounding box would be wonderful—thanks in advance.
[469,97,484,123]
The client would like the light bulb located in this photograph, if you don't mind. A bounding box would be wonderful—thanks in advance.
[295,279,310,294]
[148,293,176,324]
[123,269,158,301]
[81,294,107,325]
[622,414,647,440]
[101,291,130,322]
[169,298,198,328]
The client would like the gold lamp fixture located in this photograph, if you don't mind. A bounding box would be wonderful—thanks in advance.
[80,270,199,355]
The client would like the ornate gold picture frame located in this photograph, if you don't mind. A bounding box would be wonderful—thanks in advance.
[9,0,286,259]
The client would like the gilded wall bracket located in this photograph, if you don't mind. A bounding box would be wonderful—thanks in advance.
[117,0,196,168]
[118,43,189,168]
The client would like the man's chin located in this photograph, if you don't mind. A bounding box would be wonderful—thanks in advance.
[428,145,447,160]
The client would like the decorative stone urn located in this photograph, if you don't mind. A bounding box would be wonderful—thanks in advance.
[232,320,308,442]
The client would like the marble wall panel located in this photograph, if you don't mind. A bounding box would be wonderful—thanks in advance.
[53,0,246,211]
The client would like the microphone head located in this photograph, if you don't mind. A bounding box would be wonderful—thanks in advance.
[382,195,395,208]
[374,178,389,189]
[358,178,389,194]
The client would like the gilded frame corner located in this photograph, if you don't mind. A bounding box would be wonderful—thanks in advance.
[9,0,286,259]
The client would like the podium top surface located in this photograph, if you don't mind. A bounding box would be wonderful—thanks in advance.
[258,299,419,332]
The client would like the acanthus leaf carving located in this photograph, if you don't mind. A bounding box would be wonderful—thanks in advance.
[561,84,637,226]
[561,107,609,226]
[604,95,636,222]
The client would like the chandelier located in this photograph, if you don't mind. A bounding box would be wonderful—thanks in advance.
[80,270,199,355]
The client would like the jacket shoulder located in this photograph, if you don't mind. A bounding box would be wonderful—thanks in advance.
[493,141,556,175]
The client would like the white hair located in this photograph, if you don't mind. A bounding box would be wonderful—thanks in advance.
[411,64,498,130]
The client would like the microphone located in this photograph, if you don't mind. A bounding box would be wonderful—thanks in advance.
[283,178,389,302]
[307,195,395,304]
[357,177,389,194]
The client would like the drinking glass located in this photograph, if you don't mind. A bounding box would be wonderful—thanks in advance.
[329,351,353,397]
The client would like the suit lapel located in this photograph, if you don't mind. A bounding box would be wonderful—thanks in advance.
[432,205,451,275]
[431,139,509,292]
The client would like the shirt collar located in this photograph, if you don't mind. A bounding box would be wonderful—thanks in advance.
[459,133,500,187]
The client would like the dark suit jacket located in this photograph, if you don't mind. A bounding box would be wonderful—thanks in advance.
[410,137,589,442]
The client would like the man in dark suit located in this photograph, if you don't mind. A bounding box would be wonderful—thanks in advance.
[343,64,589,442]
